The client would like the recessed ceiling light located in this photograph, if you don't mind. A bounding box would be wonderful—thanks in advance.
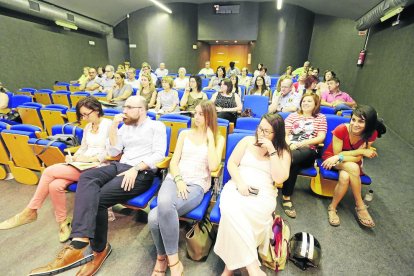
[234,40,238,43]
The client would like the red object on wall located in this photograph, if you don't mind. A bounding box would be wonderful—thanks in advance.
[357,50,366,67]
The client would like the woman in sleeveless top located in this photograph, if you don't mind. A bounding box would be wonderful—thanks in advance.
[149,100,225,276]
[155,76,180,114]
[180,75,207,113]
[138,73,157,108]
[106,71,133,110]
[214,113,291,276]
[211,78,242,123]
[0,97,112,242]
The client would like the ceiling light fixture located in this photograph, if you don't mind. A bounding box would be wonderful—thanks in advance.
[277,0,283,10]
[55,20,78,30]
[380,6,403,22]
[149,0,172,14]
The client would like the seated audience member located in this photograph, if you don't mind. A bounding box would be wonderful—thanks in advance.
[173,67,189,89]
[275,74,293,94]
[214,113,291,276]
[0,83,9,109]
[138,62,157,85]
[238,67,251,88]
[198,61,215,77]
[226,61,240,77]
[269,78,301,113]
[310,67,320,79]
[249,75,270,100]
[317,70,336,92]
[230,73,241,95]
[322,105,385,228]
[70,66,89,85]
[321,77,356,112]
[79,67,102,94]
[293,72,307,92]
[284,65,294,78]
[116,64,125,73]
[211,78,242,123]
[180,75,207,113]
[138,73,157,109]
[205,66,226,91]
[124,61,130,72]
[154,76,180,114]
[97,66,104,78]
[282,93,327,218]
[304,75,320,97]
[99,65,116,93]
[149,100,225,276]
[251,67,271,87]
[0,97,111,242]
[106,72,133,110]
[292,60,311,78]
[29,96,167,276]
[125,67,140,90]
[253,63,264,77]
[155,63,169,78]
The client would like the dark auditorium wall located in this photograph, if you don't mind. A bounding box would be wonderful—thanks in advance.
[352,18,414,146]
[0,13,108,92]
[128,3,200,74]
[251,2,314,75]
[198,2,259,41]
[308,15,365,93]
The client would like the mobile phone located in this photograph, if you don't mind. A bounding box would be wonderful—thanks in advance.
[249,186,259,196]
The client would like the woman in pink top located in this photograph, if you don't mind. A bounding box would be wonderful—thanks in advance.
[322,105,386,228]
[0,97,112,242]
[148,100,225,276]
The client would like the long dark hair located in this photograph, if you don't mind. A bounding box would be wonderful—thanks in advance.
[352,105,386,144]
[216,66,226,78]
[76,96,104,121]
[256,113,290,157]
[221,78,233,95]
[190,75,202,92]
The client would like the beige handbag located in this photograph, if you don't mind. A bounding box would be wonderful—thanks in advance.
[185,218,216,261]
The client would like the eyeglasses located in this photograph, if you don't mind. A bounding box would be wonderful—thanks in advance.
[80,110,95,118]
[122,105,143,110]
[258,126,274,136]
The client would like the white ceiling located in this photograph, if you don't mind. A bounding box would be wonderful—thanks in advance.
[42,0,383,26]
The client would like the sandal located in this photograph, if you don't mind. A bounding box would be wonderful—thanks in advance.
[59,217,72,243]
[355,205,375,228]
[152,257,167,276]
[282,199,296,218]
[327,205,340,226]
[168,260,184,276]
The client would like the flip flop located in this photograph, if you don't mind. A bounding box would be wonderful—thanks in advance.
[282,199,297,218]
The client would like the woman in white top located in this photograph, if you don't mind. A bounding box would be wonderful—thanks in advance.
[173,67,189,89]
[155,76,180,114]
[0,97,112,243]
[214,113,291,276]
[238,67,251,88]
[106,71,133,110]
[149,100,225,276]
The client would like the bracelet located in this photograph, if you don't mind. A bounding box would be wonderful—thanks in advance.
[338,154,344,163]
[174,175,182,181]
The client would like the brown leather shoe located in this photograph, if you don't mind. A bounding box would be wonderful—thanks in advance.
[29,244,94,276]
[76,244,112,276]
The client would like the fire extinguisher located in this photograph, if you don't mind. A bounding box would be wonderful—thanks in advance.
[357,50,366,67]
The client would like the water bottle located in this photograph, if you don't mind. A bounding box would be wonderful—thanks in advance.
[364,190,374,202]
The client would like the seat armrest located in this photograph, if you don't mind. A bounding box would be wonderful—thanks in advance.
[211,163,223,178]
[106,154,122,161]
[64,146,80,154]
[156,156,171,169]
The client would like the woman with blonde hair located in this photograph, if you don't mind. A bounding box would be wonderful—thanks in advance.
[155,76,180,114]
[173,67,189,89]
[149,100,225,276]
[138,73,157,108]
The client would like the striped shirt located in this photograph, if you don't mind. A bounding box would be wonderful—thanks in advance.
[285,112,327,150]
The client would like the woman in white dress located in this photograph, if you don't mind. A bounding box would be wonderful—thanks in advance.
[214,113,291,276]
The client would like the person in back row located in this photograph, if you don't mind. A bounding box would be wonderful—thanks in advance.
[106,72,133,110]
[155,62,169,78]
[321,77,356,113]
[198,61,215,77]
[79,67,102,94]
[149,100,224,276]
[125,67,140,90]
[0,97,112,242]
[29,96,167,276]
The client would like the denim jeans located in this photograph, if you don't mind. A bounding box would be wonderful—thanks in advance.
[148,177,204,255]
[334,103,352,113]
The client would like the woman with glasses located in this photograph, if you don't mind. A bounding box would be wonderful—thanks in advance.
[214,113,291,276]
[282,93,327,218]
[0,97,112,243]
[149,100,225,276]
[106,71,133,110]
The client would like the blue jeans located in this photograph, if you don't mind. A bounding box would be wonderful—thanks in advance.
[334,103,352,113]
[148,177,204,255]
